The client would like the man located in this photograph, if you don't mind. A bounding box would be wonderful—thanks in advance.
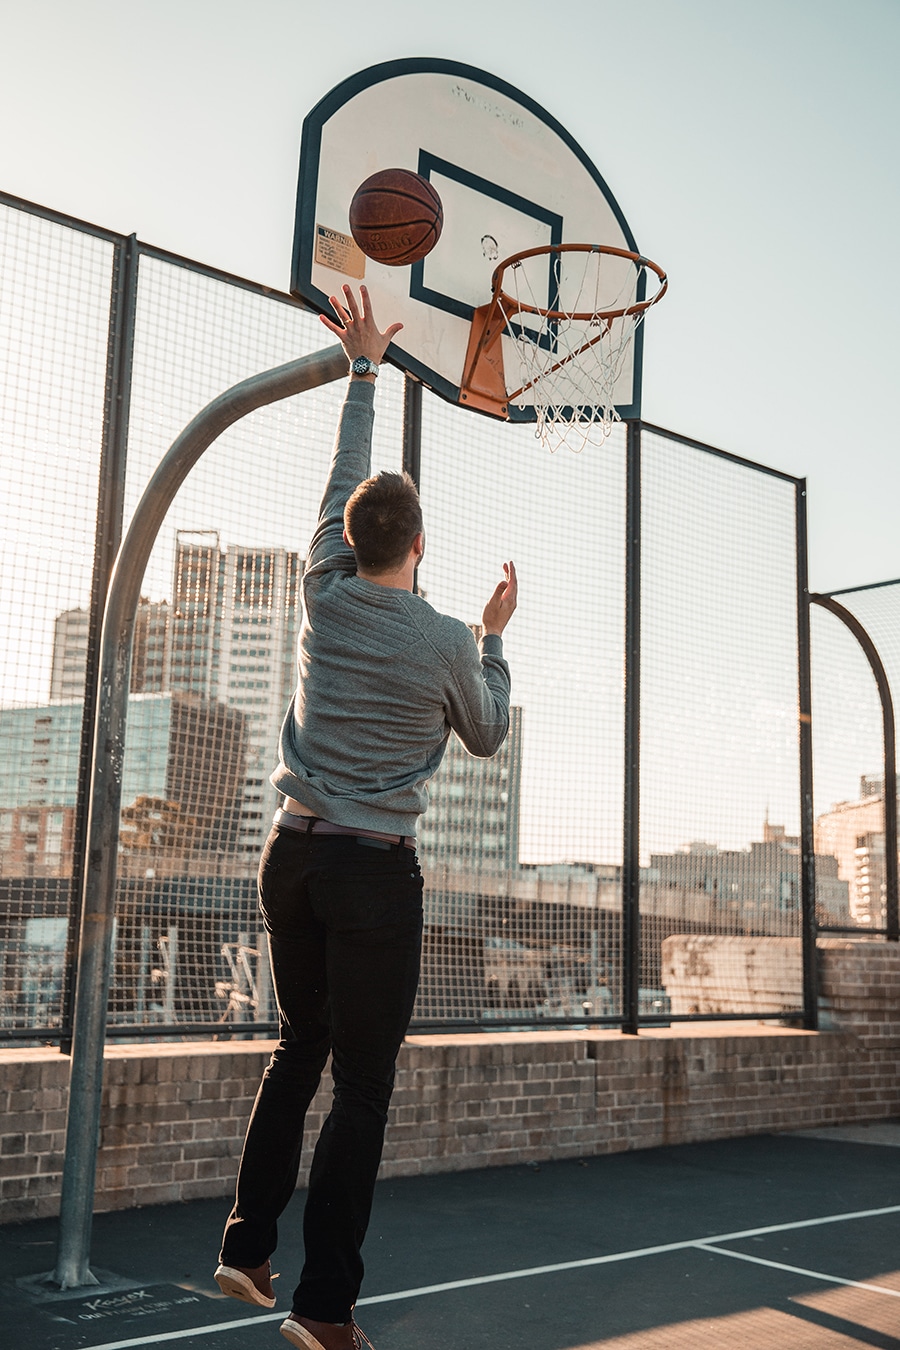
[214,284,517,1350]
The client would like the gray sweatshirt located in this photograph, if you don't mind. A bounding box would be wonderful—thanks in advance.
[270,379,511,835]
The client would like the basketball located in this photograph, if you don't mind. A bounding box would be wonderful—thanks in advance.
[349,169,443,267]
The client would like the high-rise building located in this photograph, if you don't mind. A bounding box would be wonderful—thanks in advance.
[0,694,246,877]
[417,706,523,874]
[50,535,303,862]
[815,774,889,927]
[49,608,90,702]
[417,621,523,876]
[131,598,170,693]
[50,598,170,700]
[168,533,301,858]
[0,805,76,878]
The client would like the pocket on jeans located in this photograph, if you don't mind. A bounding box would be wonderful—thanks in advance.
[316,855,423,939]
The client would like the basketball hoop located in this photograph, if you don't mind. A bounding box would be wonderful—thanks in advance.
[460,244,668,452]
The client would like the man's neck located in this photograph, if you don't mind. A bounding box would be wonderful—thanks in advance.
[358,563,415,592]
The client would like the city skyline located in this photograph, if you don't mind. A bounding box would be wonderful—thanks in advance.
[3,572,884,903]
[1,320,852,876]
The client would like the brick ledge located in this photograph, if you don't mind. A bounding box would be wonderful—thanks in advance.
[0,1020,823,1066]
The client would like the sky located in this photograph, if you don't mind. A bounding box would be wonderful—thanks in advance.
[1,0,898,594]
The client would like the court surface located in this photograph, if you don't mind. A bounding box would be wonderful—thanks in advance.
[5,1125,900,1350]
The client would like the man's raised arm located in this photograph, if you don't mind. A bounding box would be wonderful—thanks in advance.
[305,285,403,572]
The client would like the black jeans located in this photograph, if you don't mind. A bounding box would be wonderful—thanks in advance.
[220,824,424,1322]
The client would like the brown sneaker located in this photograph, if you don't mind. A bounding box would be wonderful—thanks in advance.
[280,1312,375,1350]
[214,1259,277,1308]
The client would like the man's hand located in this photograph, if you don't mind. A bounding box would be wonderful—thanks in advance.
[319,284,403,370]
[482,561,518,638]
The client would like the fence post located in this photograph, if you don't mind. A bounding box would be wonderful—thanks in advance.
[51,342,348,1291]
[402,374,423,487]
[621,420,642,1035]
[61,233,138,1053]
[403,373,425,609]
[796,481,818,1029]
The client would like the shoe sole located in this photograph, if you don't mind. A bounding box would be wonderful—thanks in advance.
[280,1319,327,1350]
[214,1264,276,1309]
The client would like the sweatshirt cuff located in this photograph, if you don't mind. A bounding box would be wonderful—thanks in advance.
[480,633,504,656]
[345,378,377,406]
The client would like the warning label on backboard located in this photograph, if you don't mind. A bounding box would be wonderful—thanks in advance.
[315,226,366,279]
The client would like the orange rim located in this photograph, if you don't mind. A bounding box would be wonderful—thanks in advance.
[458,242,667,421]
[491,242,667,323]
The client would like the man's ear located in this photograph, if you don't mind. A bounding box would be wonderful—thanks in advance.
[413,532,425,564]
[343,528,351,546]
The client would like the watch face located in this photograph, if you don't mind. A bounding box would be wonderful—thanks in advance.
[352,356,376,375]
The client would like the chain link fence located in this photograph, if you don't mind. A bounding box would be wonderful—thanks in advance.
[810,583,900,938]
[639,428,807,1020]
[2,190,892,1045]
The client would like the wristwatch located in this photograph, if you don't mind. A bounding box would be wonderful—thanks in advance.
[350,356,379,378]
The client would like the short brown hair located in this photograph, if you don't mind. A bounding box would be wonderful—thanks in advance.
[344,470,424,572]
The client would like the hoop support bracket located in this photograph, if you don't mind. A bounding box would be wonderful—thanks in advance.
[459,300,509,418]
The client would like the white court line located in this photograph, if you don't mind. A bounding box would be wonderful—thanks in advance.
[698,1242,900,1298]
[79,1202,900,1350]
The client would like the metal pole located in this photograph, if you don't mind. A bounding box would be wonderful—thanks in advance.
[51,342,348,1290]
[811,594,899,942]
[61,234,138,1053]
[795,482,818,1029]
[621,421,642,1035]
[401,375,423,487]
[402,375,423,597]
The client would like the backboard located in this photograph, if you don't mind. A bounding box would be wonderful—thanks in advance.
[292,59,646,423]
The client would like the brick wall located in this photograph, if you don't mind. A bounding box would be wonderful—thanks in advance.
[1,941,897,1224]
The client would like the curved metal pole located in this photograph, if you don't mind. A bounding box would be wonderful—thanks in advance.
[52,343,347,1289]
[810,594,899,942]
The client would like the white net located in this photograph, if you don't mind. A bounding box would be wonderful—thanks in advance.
[498,245,665,453]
